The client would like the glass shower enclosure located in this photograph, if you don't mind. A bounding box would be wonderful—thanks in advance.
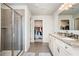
[0,4,23,56]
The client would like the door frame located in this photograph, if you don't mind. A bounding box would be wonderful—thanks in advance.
[34,20,43,42]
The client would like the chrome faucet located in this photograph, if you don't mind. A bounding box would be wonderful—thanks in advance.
[64,32,79,40]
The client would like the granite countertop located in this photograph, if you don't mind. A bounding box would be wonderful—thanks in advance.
[49,33,79,47]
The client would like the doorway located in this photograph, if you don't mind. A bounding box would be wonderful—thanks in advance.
[34,20,43,42]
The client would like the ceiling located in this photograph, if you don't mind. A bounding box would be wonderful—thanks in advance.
[7,3,62,15]
[27,3,62,15]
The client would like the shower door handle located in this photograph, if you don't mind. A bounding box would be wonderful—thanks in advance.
[1,28,7,29]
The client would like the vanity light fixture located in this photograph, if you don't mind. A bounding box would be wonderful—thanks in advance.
[64,4,71,10]
[59,3,76,11]
[68,4,72,8]
[64,6,69,10]
[59,4,65,10]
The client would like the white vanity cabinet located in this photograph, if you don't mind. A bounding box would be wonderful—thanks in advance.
[59,46,71,56]
[55,39,73,55]
[52,37,61,56]
[49,35,54,54]
[49,34,75,56]
[52,37,71,56]
[53,42,60,56]
[55,39,71,56]
[49,35,60,56]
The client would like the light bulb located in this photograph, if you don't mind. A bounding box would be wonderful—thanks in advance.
[64,7,69,10]
[59,7,62,10]
[69,4,72,8]
[59,4,64,10]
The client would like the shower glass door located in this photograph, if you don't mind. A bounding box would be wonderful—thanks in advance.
[1,4,12,56]
[13,12,22,56]
[1,4,23,56]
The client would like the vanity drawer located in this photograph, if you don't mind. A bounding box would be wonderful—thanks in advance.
[56,39,74,55]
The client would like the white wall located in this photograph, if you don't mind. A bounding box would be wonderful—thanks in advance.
[52,10,62,32]
[25,6,31,51]
[31,15,54,42]
[6,4,31,52]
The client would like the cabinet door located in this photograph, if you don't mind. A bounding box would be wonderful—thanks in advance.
[56,39,71,56]
[49,36,52,50]
[53,38,60,56]
[60,47,71,56]
[55,45,60,56]
[50,38,54,53]
[49,35,57,55]
[49,36,53,52]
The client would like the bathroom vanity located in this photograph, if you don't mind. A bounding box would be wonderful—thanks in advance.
[49,3,79,56]
[49,33,79,56]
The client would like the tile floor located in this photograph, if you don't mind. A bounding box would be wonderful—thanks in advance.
[21,42,52,56]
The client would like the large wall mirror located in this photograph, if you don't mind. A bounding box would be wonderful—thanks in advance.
[59,4,79,30]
